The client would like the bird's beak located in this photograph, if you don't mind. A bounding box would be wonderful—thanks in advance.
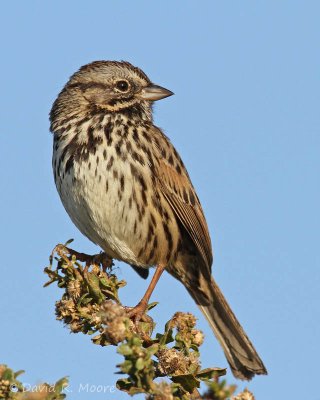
[137,84,174,101]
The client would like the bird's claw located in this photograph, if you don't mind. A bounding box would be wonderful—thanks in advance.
[125,301,149,323]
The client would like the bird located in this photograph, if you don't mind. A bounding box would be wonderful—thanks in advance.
[50,60,267,380]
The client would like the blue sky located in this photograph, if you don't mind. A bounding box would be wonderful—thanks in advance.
[1,1,319,399]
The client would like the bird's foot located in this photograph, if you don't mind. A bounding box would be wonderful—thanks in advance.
[125,300,149,323]
[125,301,154,344]
[51,243,113,271]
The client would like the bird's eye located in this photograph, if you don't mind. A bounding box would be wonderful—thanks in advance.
[116,80,129,92]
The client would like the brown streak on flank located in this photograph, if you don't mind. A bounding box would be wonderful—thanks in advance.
[153,135,160,149]
[120,174,125,191]
[137,247,144,258]
[163,210,169,222]
[113,169,118,180]
[106,155,114,170]
[140,144,153,166]
[138,175,147,191]
[148,246,155,263]
[132,151,144,165]
[130,163,138,178]
[152,194,164,217]
[103,149,107,160]
[153,235,158,250]
[137,204,144,222]
[115,142,122,156]
[142,130,149,140]
[147,222,154,243]
[163,221,173,258]
[141,190,147,206]
[118,189,122,201]
[126,140,133,153]
[150,212,156,227]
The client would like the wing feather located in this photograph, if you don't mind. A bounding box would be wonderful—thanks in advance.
[157,159,213,270]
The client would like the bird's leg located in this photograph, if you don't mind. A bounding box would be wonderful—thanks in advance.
[128,264,166,321]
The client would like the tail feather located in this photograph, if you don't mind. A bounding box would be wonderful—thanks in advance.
[188,277,267,380]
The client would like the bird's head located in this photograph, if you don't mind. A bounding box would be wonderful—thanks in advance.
[51,61,173,126]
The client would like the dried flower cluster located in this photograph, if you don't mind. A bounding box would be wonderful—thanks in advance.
[42,242,256,399]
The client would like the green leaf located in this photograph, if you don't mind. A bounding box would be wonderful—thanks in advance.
[43,279,55,288]
[77,293,90,306]
[196,367,226,380]
[80,296,93,305]
[14,369,25,378]
[116,379,145,395]
[99,277,112,288]
[135,358,145,371]
[158,327,174,346]
[132,336,142,347]
[138,320,155,337]
[190,344,200,352]
[118,344,133,356]
[53,377,69,393]
[171,373,200,393]
[146,344,159,356]
[147,302,158,311]
[92,333,111,346]
[2,368,14,380]
[119,360,133,373]
[86,273,104,302]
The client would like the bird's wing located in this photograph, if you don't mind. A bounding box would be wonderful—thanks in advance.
[157,157,213,271]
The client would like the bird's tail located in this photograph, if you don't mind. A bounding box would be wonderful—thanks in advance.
[187,276,267,380]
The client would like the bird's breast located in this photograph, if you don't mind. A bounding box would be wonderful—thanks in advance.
[53,117,180,268]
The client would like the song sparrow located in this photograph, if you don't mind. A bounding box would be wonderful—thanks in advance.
[50,61,267,380]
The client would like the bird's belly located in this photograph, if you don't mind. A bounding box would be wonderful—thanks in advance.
[58,164,145,264]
